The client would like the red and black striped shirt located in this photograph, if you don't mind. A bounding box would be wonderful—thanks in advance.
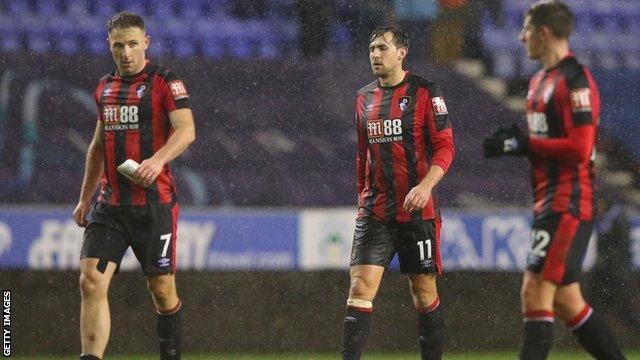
[94,61,190,206]
[526,54,599,220]
[356,72,455,222]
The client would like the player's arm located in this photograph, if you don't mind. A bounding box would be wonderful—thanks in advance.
[134,108,196,187]
[404,85,455,211]
[529,77,596,163]
[73,121,104,227]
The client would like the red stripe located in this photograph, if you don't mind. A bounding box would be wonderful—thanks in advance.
[542,213,580,283]
[157,299,182,315]
[389,84,410,222]
[524,309,555,320]
[153,74,173,203]
[435,217,443,274]
[347,305,374,313]
[417,295,440,313]
[170,202,179,273]
[104,79,123,205]
[368,89,386,220]
[420,87,438,220]
[552,166,572,211]
[104,131,119,205]
[566,305,591,328]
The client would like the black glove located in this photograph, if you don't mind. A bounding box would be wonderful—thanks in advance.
[483,124,529,158]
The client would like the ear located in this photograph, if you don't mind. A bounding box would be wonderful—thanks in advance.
[398,46,408,61]
[144,35,150,49]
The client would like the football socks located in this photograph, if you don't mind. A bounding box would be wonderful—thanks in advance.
[341,304,373,360]
[417,296,444,360]
[519,310,554,360]
[157,301,183,360]
[569,305,626,360]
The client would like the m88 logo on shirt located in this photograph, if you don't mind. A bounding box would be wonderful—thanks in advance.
[367,118,403,144]
[103,105,140,131]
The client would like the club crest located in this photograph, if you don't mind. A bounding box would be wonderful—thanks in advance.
[136,84,147,98]
[398,96,411,112]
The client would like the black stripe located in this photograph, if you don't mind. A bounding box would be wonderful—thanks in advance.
[114,78,134,205]
[568,166,581,217]
[543,72,565,138]
[377,88,396,219]
[403,77,421,221]
[140,70,159,203]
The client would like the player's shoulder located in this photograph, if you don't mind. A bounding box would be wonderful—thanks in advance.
[356,79,379,95]
[148,63,184,83]
[558,55,591,88]
[406,73,442,96]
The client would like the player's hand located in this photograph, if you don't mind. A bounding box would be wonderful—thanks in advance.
[73,201,91,227]
[403,183,432,213]
[482,124,529,158]
[133,156,165,187]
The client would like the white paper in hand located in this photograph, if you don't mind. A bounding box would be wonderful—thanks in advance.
[117,159,140,183]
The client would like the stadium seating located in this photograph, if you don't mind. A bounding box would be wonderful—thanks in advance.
[481,0,640,77]
[0,0,301,59]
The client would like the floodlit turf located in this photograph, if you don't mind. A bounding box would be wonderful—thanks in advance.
[9,352,640,360]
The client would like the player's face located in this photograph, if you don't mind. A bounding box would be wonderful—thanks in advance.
[369,32,406,77]
[108,26,149,76]
[520,16,545,60]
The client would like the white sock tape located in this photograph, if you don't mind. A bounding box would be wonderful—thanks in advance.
[347,298,373,308]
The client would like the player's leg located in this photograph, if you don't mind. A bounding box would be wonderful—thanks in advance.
[399,219,443,360]
[134,202,182,360]
[408,274,442,360]
[79,258,118,360]
[147,274,182,360]
[342,217,395,360]
[519,212,572,360]
[552,216,626,359]
[79,218,129,360]
[519,271,557,360]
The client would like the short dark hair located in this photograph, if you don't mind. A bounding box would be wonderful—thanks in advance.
[369,26,409,49]
[107,11,145,33]
[526,0,574,39]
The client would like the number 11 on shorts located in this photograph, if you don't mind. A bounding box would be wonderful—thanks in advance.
[417,238,432,261]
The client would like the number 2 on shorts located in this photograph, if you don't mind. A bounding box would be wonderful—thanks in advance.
[417,238,432,261]
[160,233,172,257]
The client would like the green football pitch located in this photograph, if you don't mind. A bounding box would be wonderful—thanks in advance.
[9,352,640,360]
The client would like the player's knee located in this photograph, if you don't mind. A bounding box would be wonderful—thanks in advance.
[147,279,175,301]
[349,275,376,299]
[409,279,437,308]
[79,271,107,298]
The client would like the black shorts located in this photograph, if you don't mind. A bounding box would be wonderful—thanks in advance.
[350,217,442,274]
[81,201,179,276]
[526,212,594,285]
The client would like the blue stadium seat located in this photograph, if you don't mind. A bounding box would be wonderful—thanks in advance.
[48,17,79,55]
[0,20,22,53]
[195,19,225,59]
[164,20,196,57]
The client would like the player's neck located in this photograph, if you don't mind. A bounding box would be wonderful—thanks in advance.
[541,42,570,70]
[379,68,406,87]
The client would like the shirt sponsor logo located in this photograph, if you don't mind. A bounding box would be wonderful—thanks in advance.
[570,88,591,112]
[542,84,555,104]
[168,80,188,100]
[366,118,403,144]
[102,105,140,131]
[431,96,448,115]
[527,112,548,136]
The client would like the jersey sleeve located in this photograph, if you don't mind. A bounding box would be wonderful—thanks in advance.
[355,94,367,195]
[158,70,191,113]
[528,68,596,163]
[425,82,455,173]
